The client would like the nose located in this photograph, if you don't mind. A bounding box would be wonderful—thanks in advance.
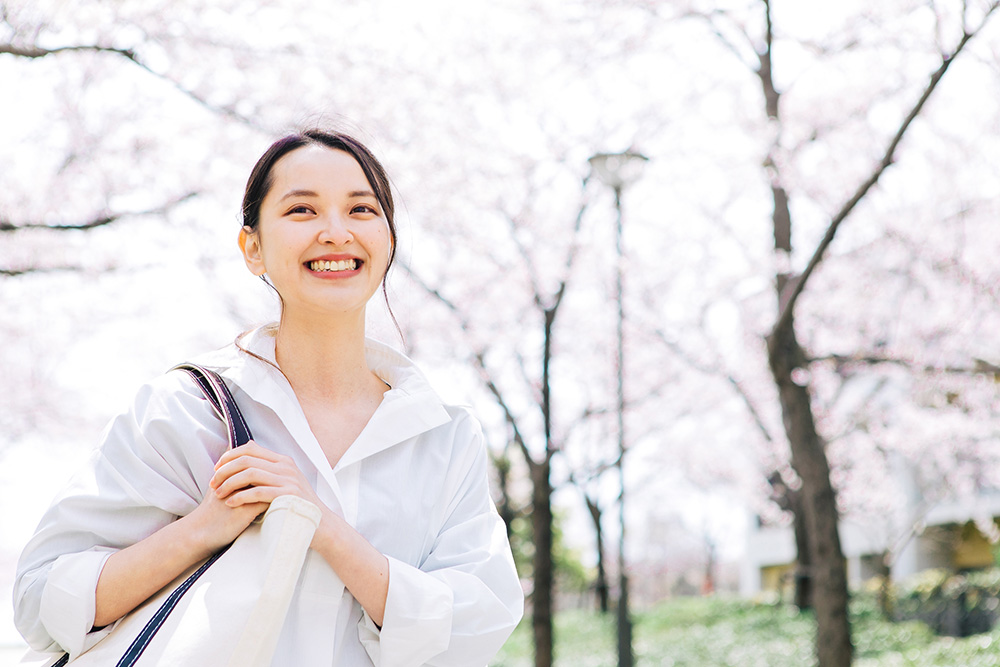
[317,213,353,246]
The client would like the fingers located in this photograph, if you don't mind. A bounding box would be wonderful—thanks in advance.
[214,440,283,470]
[210,442,312,507]
[208,441,324,512]
[213,467,306,503]
[221,485,285,508]
[210,443,294,490]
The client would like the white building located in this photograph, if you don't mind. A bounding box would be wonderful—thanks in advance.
[740,490,1000,598]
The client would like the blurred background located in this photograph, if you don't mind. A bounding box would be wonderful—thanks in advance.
[2,0,999,665]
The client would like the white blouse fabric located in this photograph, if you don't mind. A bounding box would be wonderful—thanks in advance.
[13,328,524,666]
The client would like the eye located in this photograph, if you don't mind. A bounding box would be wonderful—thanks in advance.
[352,204,379,216]
[286,205,315,216]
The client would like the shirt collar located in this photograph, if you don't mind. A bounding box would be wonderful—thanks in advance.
[190,326,453,472]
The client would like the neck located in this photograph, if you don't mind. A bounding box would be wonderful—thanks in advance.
[273,307,382,404]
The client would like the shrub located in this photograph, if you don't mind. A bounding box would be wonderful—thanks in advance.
[895,567,1000,637]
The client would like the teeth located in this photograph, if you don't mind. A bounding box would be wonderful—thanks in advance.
[309,259,357,272]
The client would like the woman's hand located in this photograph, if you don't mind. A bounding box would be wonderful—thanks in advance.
[183,481,267,557]
[210,440,324,510]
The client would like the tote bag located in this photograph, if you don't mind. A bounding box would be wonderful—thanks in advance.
[20,364,321,667]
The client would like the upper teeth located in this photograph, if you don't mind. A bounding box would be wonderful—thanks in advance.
[310,259,357,272]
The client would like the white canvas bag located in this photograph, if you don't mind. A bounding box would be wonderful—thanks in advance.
[20,365,320,667]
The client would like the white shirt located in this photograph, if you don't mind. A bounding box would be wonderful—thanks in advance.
[13,328,524,666]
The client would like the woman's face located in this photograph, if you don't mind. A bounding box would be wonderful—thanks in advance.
[239,145,391,319]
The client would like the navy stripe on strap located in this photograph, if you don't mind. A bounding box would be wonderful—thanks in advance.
[172,364,253,449]
[115,546,231,667]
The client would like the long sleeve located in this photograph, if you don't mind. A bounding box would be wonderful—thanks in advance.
[357,416,523,666]
[12,373,227,655]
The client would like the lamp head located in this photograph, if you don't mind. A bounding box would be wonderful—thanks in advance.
[588,150,649,190]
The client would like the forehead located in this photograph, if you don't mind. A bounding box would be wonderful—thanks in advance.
[267,145,370,196]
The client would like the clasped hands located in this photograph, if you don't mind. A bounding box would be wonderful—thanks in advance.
[187,441,327,554]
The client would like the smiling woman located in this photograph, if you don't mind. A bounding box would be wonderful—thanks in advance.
[239,132,398,320]
[12,130,524,666]
[241,144,392,324]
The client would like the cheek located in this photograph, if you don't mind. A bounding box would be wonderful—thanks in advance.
[257,226,306,267]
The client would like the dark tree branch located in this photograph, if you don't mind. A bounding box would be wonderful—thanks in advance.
[0,191,198,233]
[1,266,76,277]
[682,9,758,69]
[771,5,999,338]
[548,174,592,313]
[809,353,1000,378]
[0,43,136,59]
[0,41,269,131]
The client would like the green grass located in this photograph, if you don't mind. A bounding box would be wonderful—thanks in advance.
[490,594,1000,666]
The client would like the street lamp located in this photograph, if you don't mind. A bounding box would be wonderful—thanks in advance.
[588,149,648,667]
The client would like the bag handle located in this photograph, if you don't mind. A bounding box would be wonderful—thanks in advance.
[172,364,253,449]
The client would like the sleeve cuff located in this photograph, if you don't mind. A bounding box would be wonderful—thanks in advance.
[39,548,116,658]
[358,556,454,666]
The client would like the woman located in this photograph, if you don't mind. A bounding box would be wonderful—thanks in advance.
[14,130,524,665]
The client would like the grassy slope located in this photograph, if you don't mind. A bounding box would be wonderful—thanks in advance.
[491,595,1000,666]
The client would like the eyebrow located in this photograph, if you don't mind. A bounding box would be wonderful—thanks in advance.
[279,189,319,201]
[278,189,376,201]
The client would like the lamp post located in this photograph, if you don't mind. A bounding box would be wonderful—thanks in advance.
[588,150,648,667]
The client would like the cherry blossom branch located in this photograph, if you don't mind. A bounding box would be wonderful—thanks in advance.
[808,353,1000,378]
[399,263,538,464]
[650,326,777,444]
[771,5,999,337]
[0,191,198,233]
[0,266,76,277]
[0,41,269,131]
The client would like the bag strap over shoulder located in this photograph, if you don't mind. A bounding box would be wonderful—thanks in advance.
[29,365,257,667]
[172,364,253,449]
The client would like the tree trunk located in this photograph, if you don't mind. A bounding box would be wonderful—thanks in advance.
[530,459,554,667]
[767,323,852,667]
[585,494,610,613]
[769,471,812,609]
[792,501,813,610]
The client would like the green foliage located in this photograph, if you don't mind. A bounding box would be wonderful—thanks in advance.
[491,593,1000,666]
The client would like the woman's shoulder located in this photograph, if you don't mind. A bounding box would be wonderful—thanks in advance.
[422,403,488,468]
[121,338,258,437]
[440,403,481,433]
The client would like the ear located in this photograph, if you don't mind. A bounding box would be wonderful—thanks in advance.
[239,226,266,276]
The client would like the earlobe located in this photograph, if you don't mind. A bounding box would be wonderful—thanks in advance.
[239,227,266,276]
